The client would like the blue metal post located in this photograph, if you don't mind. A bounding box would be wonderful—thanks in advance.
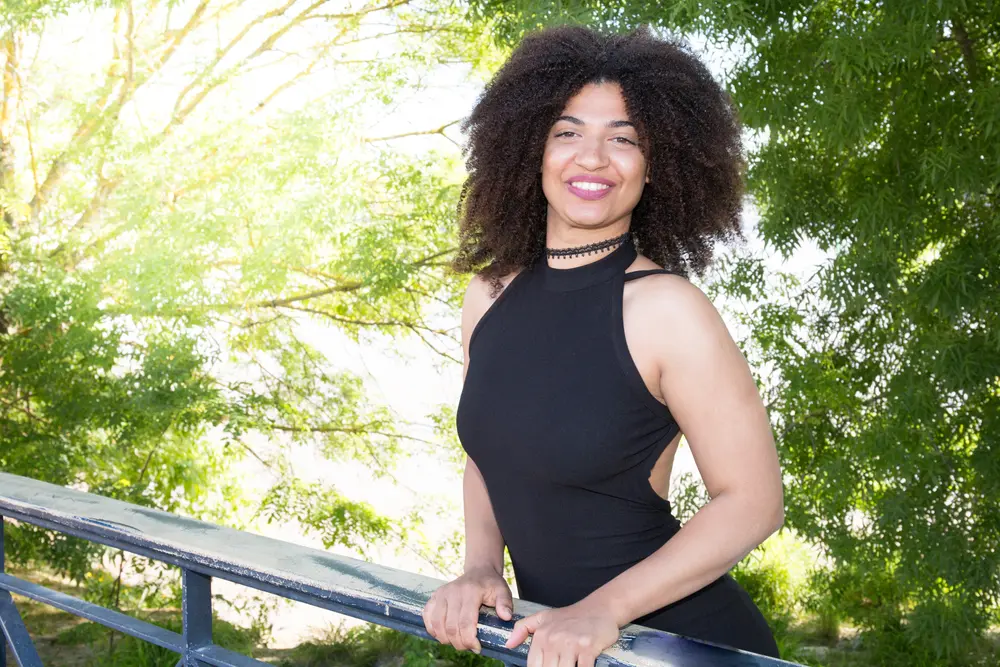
[0,595,43,667]
[1,515,5,667]
[181,569,212,667]
[1,515,45,667]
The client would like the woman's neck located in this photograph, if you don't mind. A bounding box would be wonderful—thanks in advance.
[544,227,631,269]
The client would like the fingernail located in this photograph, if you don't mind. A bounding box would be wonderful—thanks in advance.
[472,647,481,654]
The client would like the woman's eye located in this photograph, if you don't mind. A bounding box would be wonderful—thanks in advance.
[555,130,576,138]
[613,137,637,145]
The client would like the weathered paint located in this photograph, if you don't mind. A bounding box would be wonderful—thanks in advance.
[0,591,43,667]
[182,570,213,666]
[0,472,802,667]
[0,573,267,667]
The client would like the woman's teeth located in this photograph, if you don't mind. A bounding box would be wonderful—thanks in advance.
[570,182,611,191]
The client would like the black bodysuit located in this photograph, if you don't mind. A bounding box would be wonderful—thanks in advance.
[456,236,780,658]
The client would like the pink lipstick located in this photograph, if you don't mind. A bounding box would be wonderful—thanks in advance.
[566,174,615,201]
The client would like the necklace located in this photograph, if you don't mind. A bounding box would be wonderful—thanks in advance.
[545,231,631,259]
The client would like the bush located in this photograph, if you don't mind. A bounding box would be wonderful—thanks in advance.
[52,614,263,667]
[279,622,502,667]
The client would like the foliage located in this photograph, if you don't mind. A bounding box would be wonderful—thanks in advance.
[0,0,114,31]
[666,470,710,524]
[0,0,497,587]
[50,615,264,667]
[675,468,826,662]
[257,477,396,557]
[468,1,1000,664]
[279,622,503,667]
[732,542,807,663]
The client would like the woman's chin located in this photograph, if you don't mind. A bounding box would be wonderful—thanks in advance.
[560,207,616,228]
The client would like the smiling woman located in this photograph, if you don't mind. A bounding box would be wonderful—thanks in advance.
[430,24,783,665]
[541,83,649,240]
[451,24,745,294]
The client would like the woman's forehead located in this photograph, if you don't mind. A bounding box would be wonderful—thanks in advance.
[558,82,632,123]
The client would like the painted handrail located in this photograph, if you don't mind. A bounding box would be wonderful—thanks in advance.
[0,472,799,666]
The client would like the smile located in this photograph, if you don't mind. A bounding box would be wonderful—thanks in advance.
[567,181,613,200]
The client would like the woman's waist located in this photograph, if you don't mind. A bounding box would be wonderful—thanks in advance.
[504,522,681,590]
[513,570,742,625]
[494,492,681,552]
[631,573,747,628]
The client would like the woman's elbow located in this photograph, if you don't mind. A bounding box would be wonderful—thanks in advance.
[768,502,785,535]
[765,482,785,535]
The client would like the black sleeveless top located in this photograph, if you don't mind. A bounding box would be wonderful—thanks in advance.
[455,235,781,658]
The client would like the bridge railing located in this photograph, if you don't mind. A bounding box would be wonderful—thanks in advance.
[0,472,797,666]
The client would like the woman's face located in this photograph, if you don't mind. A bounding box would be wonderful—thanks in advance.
[541,81,648,235]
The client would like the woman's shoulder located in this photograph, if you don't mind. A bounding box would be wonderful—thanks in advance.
[465,267,524,306]
[461,267,526,343]
[624,254,712,321]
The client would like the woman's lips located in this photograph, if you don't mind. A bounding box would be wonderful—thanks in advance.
[566,181,613,200]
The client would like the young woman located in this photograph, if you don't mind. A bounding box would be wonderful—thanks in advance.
[422,24,784,663]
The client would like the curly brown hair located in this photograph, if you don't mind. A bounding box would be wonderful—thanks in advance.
[450,24,746,297]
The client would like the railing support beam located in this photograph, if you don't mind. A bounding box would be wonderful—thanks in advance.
[0,591,44,667]
[1,515,5,667]
[182,569,213,667]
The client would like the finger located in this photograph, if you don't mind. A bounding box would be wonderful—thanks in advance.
[507,610,548,648]
[457,597,482,653]
[505,617,533,648]
[578,652,597,667]
[443,597,466,649]
[422,598,439,641]
[527,642,544,667]
[433,596,451,644]
[557,647,577,667]
[494,585,514,621]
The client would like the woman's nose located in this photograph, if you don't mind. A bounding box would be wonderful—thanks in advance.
[574,137,609,169]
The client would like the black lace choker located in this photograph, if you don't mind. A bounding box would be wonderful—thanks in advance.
[545,231,631,259]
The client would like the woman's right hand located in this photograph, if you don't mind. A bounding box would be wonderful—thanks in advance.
[422,565,514,654]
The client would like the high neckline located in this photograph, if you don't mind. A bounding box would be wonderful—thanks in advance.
[538,234,638,292]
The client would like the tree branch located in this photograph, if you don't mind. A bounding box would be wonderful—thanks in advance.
[169,0,327,129]
[279,304,429,330]
[29,0,209,222]
[951,18,978,82]
[1,34,20,230]
[411,246,458,266]
[364,119,461,143]
[308,0,413,20]
[0,394,49,424]
[250,283,365,308]
[251,32,345,113]
[13,66,39,203]
[172,0,299,120]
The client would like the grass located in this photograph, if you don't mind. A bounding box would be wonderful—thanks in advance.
[276,623,502,667]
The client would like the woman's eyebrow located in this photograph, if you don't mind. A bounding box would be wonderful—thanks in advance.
[556,115,636,129]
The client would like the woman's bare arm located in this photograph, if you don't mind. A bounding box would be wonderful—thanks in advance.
[463,457,505,575]
[422,274,517,653]
[460,274,511,576]
[577,275,784,625]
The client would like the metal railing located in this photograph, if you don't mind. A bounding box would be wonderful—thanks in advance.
[0,472,797,666]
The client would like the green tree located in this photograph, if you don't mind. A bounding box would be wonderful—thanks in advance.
[468,2,1000,664]
[0,0,493,583]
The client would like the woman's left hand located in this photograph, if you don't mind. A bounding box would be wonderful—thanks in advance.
[503,601,621,667]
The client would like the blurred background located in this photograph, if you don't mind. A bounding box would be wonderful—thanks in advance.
[0,1,997,665]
